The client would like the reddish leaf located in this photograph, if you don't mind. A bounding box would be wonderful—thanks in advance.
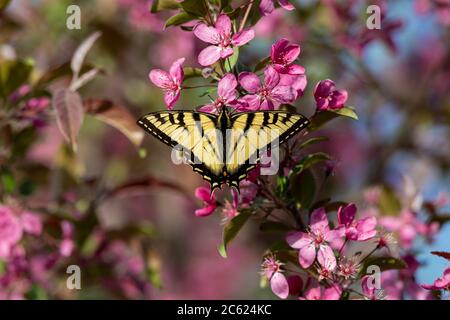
[71,32,101,80]
[52,89,84,151]
[431,251,450,261]
[83,98,144,146]
[107,176,192,200]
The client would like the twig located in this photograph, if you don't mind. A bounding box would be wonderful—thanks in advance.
[239,0,254,32]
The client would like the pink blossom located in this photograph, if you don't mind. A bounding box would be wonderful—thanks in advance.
[361,275,378,300]
[149,58,185,109]
[279,74,307,100]
[0,206,23,258]
[238,66,296,110]
[380,209,439,249]
[194,186,217,217]
[261,254,289,299]
[337,203,377,241]
[260,0,295,16]
[194,14,254,66]
[300,282,342,300]
[314,79,348,111]
[20,212,42,236]
[59,221,74,257]
[222,189,239,222]
[338,257,360,279]
[422,268,450,291]
[286,208,341,269]
[199,74,241,113]
[286,275,303,296]
[271,39,305,75]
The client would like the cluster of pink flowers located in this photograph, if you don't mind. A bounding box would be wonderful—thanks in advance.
[149,12,348,113]
[258,203,379,300]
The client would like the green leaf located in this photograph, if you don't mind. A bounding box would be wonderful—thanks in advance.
[292,152,330,175]
[165,12,196,28]
[290,169,316,209]
[275,175,288,197]
[298,137,328,149]
[260,221,291,233]
[150,0,181,12]
[213,47,239,73]
[362,257,407,273]
[0,0,11,12]
[219,0,232,10]
[378,186,402,216]
[308,107,358,132]
[254,56,271,72]
[180,0,208,17]
[19,180,36,196]
[25,284,48,300]
[219,209,252,258]
[0,59,34,98]
[183,67,203,79]
[1,171,15,194]
[225,47,239,71]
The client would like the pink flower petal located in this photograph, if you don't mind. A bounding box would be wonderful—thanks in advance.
[314,79,335,99]
[299,243,316,268]
[193,23,220,44]
[149,69,173,89]
[215,14,232,37]
[238,95,261,110]
[317,245,336,270]
[195,186,212,202]
[218,73,237,101]
[60,239,74,257]
[270,271,289,299]
[356,216,377,234]
[324,227,345,242]
[198,104,217,114]
[337,203,357,226]
[195,204,216,217]
[198,45,222,66]
[286,231,313,249]
[304,286,321,300]
[263,66,280,89]
[316,97,329,111]
[164,90,180,109]
[310,207,330,234]
[169,58,185,83]
[357,230,377,241]
[270,85,296,103]
[220,47,234,59]
[260,98,275,110]
[260,0,275,16]
[322,284,342,300]
[285,64,305,75]
[231,29,255,46]
[239,72,261,93]
[329,89,348,109]
[279,0,295,11]
[287,275,303,296]
[21,212,42,236]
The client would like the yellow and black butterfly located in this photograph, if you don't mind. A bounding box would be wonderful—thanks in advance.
[137,106,309,193]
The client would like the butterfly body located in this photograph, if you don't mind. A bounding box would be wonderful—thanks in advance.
[137,107,309,193]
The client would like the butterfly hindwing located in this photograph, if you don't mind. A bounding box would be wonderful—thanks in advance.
[225,111,310,186]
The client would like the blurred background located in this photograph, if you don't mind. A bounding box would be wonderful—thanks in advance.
[0,0,449,299]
